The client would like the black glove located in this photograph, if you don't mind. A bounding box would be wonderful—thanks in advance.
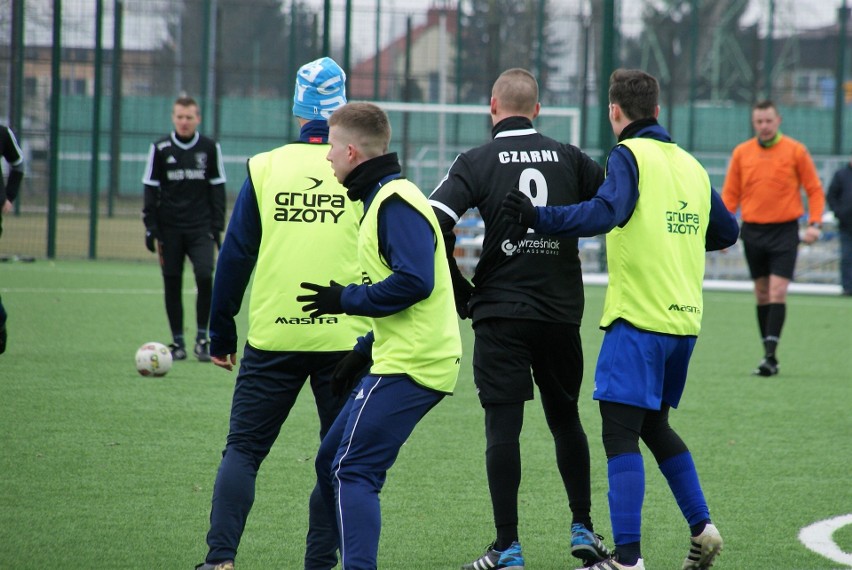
[210,231,222,251]
[145,229,159,253]
[331,350,370,397]
[297,281,345,318]
[449,262,473,320]
[501,188,537,229]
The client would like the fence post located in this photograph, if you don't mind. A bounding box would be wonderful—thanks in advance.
[597,0,616,164]
[47,0,62,259]
[687,0,699,152]
[89,0,104,259]
[10,0,24,216]
[834,1,849,155]
[108,0,123,217]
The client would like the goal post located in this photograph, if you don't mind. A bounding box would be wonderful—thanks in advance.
[376,101,582,191]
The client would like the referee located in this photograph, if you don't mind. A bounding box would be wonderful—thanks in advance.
[142,96,226,362]
[721,100,825,377]
[428,68,609,569]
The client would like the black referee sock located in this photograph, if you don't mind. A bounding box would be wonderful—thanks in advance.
[756,304,770,339]
[763,303,786,359]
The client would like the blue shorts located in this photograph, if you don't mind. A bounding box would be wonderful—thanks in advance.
[594,319,696,410]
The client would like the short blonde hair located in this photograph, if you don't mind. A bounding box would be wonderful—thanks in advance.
[492,68,539,115]
[328,102,391,157]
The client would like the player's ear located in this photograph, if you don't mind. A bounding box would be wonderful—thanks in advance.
[490,97,498,116]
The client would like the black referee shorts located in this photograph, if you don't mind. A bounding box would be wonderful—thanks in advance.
[158,228,215,278]
[472,318,583,405]
[740,220,799,280]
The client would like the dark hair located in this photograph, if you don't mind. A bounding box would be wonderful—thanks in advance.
[608,69,659,121]
[174,96,198,109]
[752,100,777,112]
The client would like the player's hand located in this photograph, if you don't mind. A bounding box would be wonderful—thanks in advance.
[212,353,237,371]
[802,225,821,245]
[2,199,12,215]
[297,281,345,318]
[450,268,474,320]
[145,229,159,253]
[331,350,370,396]
[210,231,222,251]
[501,188,537,229]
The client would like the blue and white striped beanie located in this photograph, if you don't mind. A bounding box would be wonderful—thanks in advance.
[292,57,347,121]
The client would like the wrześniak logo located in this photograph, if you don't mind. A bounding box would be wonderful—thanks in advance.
[501,236,560,257]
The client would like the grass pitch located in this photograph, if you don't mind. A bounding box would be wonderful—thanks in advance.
[0,259,849,569]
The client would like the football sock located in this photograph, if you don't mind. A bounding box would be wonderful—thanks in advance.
[659,451,710,526]
[173,333,185,347]
[551,399,593,531]
[763,303,785,359]
[690,519,710,537]
[163,275,183,337]
[494,526,518,552]
[615,542,641,566]
[196,276,212,334]
[196,328,208,342]
[484,403,523,552]
[756,304,769,339]
[607,453,644,546]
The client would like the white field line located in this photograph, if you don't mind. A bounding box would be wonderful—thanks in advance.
[799,514,852,567]
[0,288,195,294]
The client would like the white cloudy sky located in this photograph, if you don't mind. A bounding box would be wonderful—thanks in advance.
[7,0,845,52]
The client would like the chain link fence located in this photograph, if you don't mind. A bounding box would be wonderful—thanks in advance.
[0,0,846,284]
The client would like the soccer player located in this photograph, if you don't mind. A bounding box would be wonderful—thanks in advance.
[142,96,226,362]
[0,123,25,354]
[827,155,852,295]
[721,100,825,376]
[297,101,462,570]
[428,68,610,569]
[502,68,739,570]
[195,57,367,570]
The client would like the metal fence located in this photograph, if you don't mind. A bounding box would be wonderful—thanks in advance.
[0,0,847,286]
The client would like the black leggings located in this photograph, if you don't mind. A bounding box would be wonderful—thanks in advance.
[485,397,591,532]
[600,401,688,464]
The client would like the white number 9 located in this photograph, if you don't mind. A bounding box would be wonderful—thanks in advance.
[518,168,548,206]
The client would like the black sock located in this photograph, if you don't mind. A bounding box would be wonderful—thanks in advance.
[764,303,786,359]
[690,519,710,537]
[485,403,523,553]
[172,333,185,347]
[494,527,517,552]
[756,304,769,339]
[616,541,641,565]
[164,275,183,343]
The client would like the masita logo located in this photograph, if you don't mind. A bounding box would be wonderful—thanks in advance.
[668,303,701,314]
[275,316,340,324]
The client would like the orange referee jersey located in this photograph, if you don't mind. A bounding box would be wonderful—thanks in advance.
[722,135,825,225]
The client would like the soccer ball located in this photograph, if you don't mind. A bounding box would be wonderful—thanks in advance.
[135,342,173,377]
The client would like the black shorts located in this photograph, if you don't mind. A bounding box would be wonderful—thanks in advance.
[740,220,799,280]
[158,228,215,278]
[472,318,583,405]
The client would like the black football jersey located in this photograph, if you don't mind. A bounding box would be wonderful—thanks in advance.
[142,131,226,232]
[428,116,604,325]
[0,125,24,203]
